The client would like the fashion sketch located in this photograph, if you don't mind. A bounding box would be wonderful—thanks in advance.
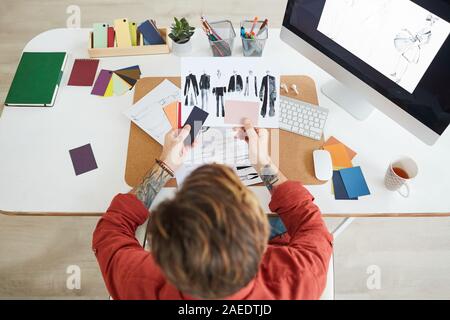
[326,0,357,40]
[199,72,210,110]
[184,72,199,106]
[212,70,227,117]
[228,71,243,93]
[244,70,258,97]
[259,71,276,117]
[390,14,438,83]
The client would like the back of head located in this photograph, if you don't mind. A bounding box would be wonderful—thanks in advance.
[149,164,269,299]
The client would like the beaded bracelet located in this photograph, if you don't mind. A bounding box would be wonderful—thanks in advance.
[156,159,175,177]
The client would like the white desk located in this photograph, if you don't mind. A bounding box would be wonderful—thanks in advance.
[1,28,449,217]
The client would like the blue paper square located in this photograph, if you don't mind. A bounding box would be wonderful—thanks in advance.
[339,166,370,198]
[332,171,358,200]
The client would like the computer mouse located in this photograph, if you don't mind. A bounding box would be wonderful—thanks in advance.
[313,149,333,181]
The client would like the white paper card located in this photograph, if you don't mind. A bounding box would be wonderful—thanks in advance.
[123,79,178,145]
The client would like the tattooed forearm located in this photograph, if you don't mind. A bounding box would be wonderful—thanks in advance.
[259,164,280,193]
[131,163,172,209]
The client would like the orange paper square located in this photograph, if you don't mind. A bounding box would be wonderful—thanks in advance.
[323,143,353,168]
[163,102,178,129]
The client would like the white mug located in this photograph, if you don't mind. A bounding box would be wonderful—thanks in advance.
[384,156,418,198]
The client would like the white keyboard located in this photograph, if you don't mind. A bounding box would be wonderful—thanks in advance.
[279,96,329,140]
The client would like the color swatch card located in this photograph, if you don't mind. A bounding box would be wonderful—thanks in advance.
[163,102,179,129]
[224,100,259,126]
[69,143,98,176]
[339,166,371,198]
[183,106,209,146]
[324,136,357,160]
[68,59,99,86]
[323,143,353,169]
[91,65,141,97]
[332,171,358,200]
[138,20,165,45]
[91,70,113,96]
[112,73,131,95]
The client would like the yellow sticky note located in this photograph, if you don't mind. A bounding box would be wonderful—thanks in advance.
[323,143,353,168]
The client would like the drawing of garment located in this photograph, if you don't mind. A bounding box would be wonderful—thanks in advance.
[199,73,210,110]
[259,75,276,117]
[212,86,226,117]
[244,75,258,97]
[184,73,199,106]
[228,74,243,93]
[391,15,436,83]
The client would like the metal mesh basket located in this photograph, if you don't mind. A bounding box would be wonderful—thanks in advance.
[207,20,236,57]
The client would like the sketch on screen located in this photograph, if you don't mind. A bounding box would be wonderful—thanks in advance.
[181,57,280,128]
[317,0,450,93]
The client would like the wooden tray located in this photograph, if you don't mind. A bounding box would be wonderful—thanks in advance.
[88,28,170,58]
[124,75,325,187]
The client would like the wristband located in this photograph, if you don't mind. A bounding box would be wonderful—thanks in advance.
[156,159,175,177]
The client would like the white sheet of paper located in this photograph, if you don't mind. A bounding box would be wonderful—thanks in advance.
[317,0,450,93]
[175,128,261,187]
[184,128,249,165]
[180,57,280,128]
[123,79,178,145]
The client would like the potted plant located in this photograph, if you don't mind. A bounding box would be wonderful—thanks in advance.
[169,17,195,55]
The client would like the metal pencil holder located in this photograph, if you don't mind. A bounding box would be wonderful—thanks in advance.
[207,20,236,57]
[240,20,268,57]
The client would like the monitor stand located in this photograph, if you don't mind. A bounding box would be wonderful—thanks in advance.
[321,80,374,121]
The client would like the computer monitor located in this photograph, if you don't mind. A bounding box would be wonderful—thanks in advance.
[281,0,450,145]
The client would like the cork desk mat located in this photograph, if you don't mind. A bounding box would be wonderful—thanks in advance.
[125,75,325,188]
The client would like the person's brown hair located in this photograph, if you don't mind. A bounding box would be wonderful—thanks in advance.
[149,164,269,299]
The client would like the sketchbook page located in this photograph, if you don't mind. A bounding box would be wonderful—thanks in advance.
[317,0,450,93]
[184,128,250,165]
[180,57,280,128]
[123,79,178,145]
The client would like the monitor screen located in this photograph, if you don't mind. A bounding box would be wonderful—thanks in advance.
[283,0,450,135]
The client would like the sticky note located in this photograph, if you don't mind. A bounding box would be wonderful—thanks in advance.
[323,143,353,168]
[332,170,358,200]
[324,136,357,160]
[339,166,370,198]
[224,100,259,125]
[69,144,98,176]
[91,70,113,96]
[163,102,179,129]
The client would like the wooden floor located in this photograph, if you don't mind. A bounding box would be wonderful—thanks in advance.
[1,0,450,299]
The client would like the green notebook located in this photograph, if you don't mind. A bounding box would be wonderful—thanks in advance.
[5,52,67,107]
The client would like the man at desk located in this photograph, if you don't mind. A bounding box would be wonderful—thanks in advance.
[92,120,333,300]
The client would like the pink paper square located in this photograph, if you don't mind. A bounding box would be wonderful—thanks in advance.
[224,100,259,126]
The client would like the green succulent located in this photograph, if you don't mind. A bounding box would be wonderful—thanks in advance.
[169,17,195,44]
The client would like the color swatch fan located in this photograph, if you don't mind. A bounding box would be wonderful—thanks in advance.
[91,65,141,96]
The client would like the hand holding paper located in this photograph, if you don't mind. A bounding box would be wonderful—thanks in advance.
[160,125,193,172]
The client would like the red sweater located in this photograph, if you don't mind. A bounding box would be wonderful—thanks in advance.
[92,181,333,300]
